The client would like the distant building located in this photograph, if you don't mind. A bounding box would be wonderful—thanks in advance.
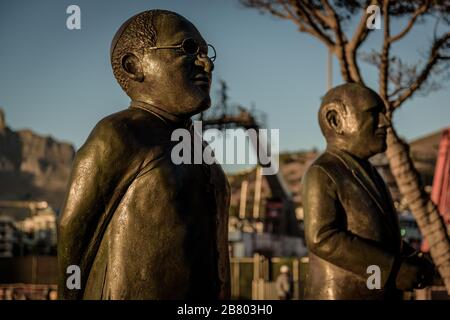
[228,216,307,258]
[0,216,17,257]
[0,201,57,256]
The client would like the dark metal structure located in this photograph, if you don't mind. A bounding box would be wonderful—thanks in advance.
[199,81,300,237]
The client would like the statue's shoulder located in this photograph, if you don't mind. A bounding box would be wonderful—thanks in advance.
[308,151,341,172]
[80,109,133,152]
[303,151,343,187]
[71,108,168,180]
[84,108,164,153]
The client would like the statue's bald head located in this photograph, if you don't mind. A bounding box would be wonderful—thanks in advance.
[110,9,213,117]
[110,9,189,93]
[318,83,389,158]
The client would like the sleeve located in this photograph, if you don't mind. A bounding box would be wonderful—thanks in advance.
[302,165,396,286]
[57,118,142,299]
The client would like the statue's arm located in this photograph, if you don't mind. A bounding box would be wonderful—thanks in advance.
[57,118,140,299]
[303,165,396,286]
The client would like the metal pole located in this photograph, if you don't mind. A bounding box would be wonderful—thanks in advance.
[253,166,262,219]
[239,180,248,219]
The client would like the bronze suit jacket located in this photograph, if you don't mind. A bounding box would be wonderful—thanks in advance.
[58,101,230,300]
[302,147,412,299]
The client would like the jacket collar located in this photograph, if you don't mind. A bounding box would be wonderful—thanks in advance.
[129,100,192,130]
[326,147,392,218]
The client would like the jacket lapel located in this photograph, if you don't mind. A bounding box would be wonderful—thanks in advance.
[327,148,400,242]
[327,149,392,219]
[371,167,402,245]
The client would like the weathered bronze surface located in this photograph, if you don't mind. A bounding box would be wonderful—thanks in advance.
[57,10,230,300]
[302,83,434,299]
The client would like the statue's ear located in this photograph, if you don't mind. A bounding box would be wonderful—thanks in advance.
[121,53,144,82]
[323,102,346,135]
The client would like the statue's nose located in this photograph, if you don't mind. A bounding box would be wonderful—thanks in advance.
[196,54,214,73]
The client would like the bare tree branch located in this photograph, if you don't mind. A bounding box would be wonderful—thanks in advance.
[387,57,408,98]
[321,0,353,82]
[292,0,331,28]
[388,0,431,43]
[289,0,336,48]
[360,50,380,68]
[242,0,449,109]
[247,0,336,48]
[243,0,289,19]
[347,0,376,51]
[380,0,391,103]
[345,0,378,85]
[389,85,408,98]
[391,32,450,108]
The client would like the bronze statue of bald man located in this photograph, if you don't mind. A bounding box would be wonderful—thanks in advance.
[57,10,230,300]
[302,83,434,299]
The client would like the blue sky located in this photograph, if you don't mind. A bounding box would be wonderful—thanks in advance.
[0,0,449,154]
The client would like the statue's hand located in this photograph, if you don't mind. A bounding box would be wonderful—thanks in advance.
[396,253,435,291]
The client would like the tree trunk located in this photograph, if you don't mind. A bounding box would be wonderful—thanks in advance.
[386,126,450,294]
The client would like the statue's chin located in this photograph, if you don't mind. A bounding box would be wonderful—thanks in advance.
[199,99,211,112]
[189,97,211,116]
[369,143,387,158]
[377,139,388,153]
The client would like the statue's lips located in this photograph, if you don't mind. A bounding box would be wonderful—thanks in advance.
[191,74,211,87]
[375,130,387,138]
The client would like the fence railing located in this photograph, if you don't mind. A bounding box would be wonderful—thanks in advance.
[231,254,309,300]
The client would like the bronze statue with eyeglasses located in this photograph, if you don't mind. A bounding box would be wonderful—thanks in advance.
[302,83,435,299]
[57,10,230,300]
